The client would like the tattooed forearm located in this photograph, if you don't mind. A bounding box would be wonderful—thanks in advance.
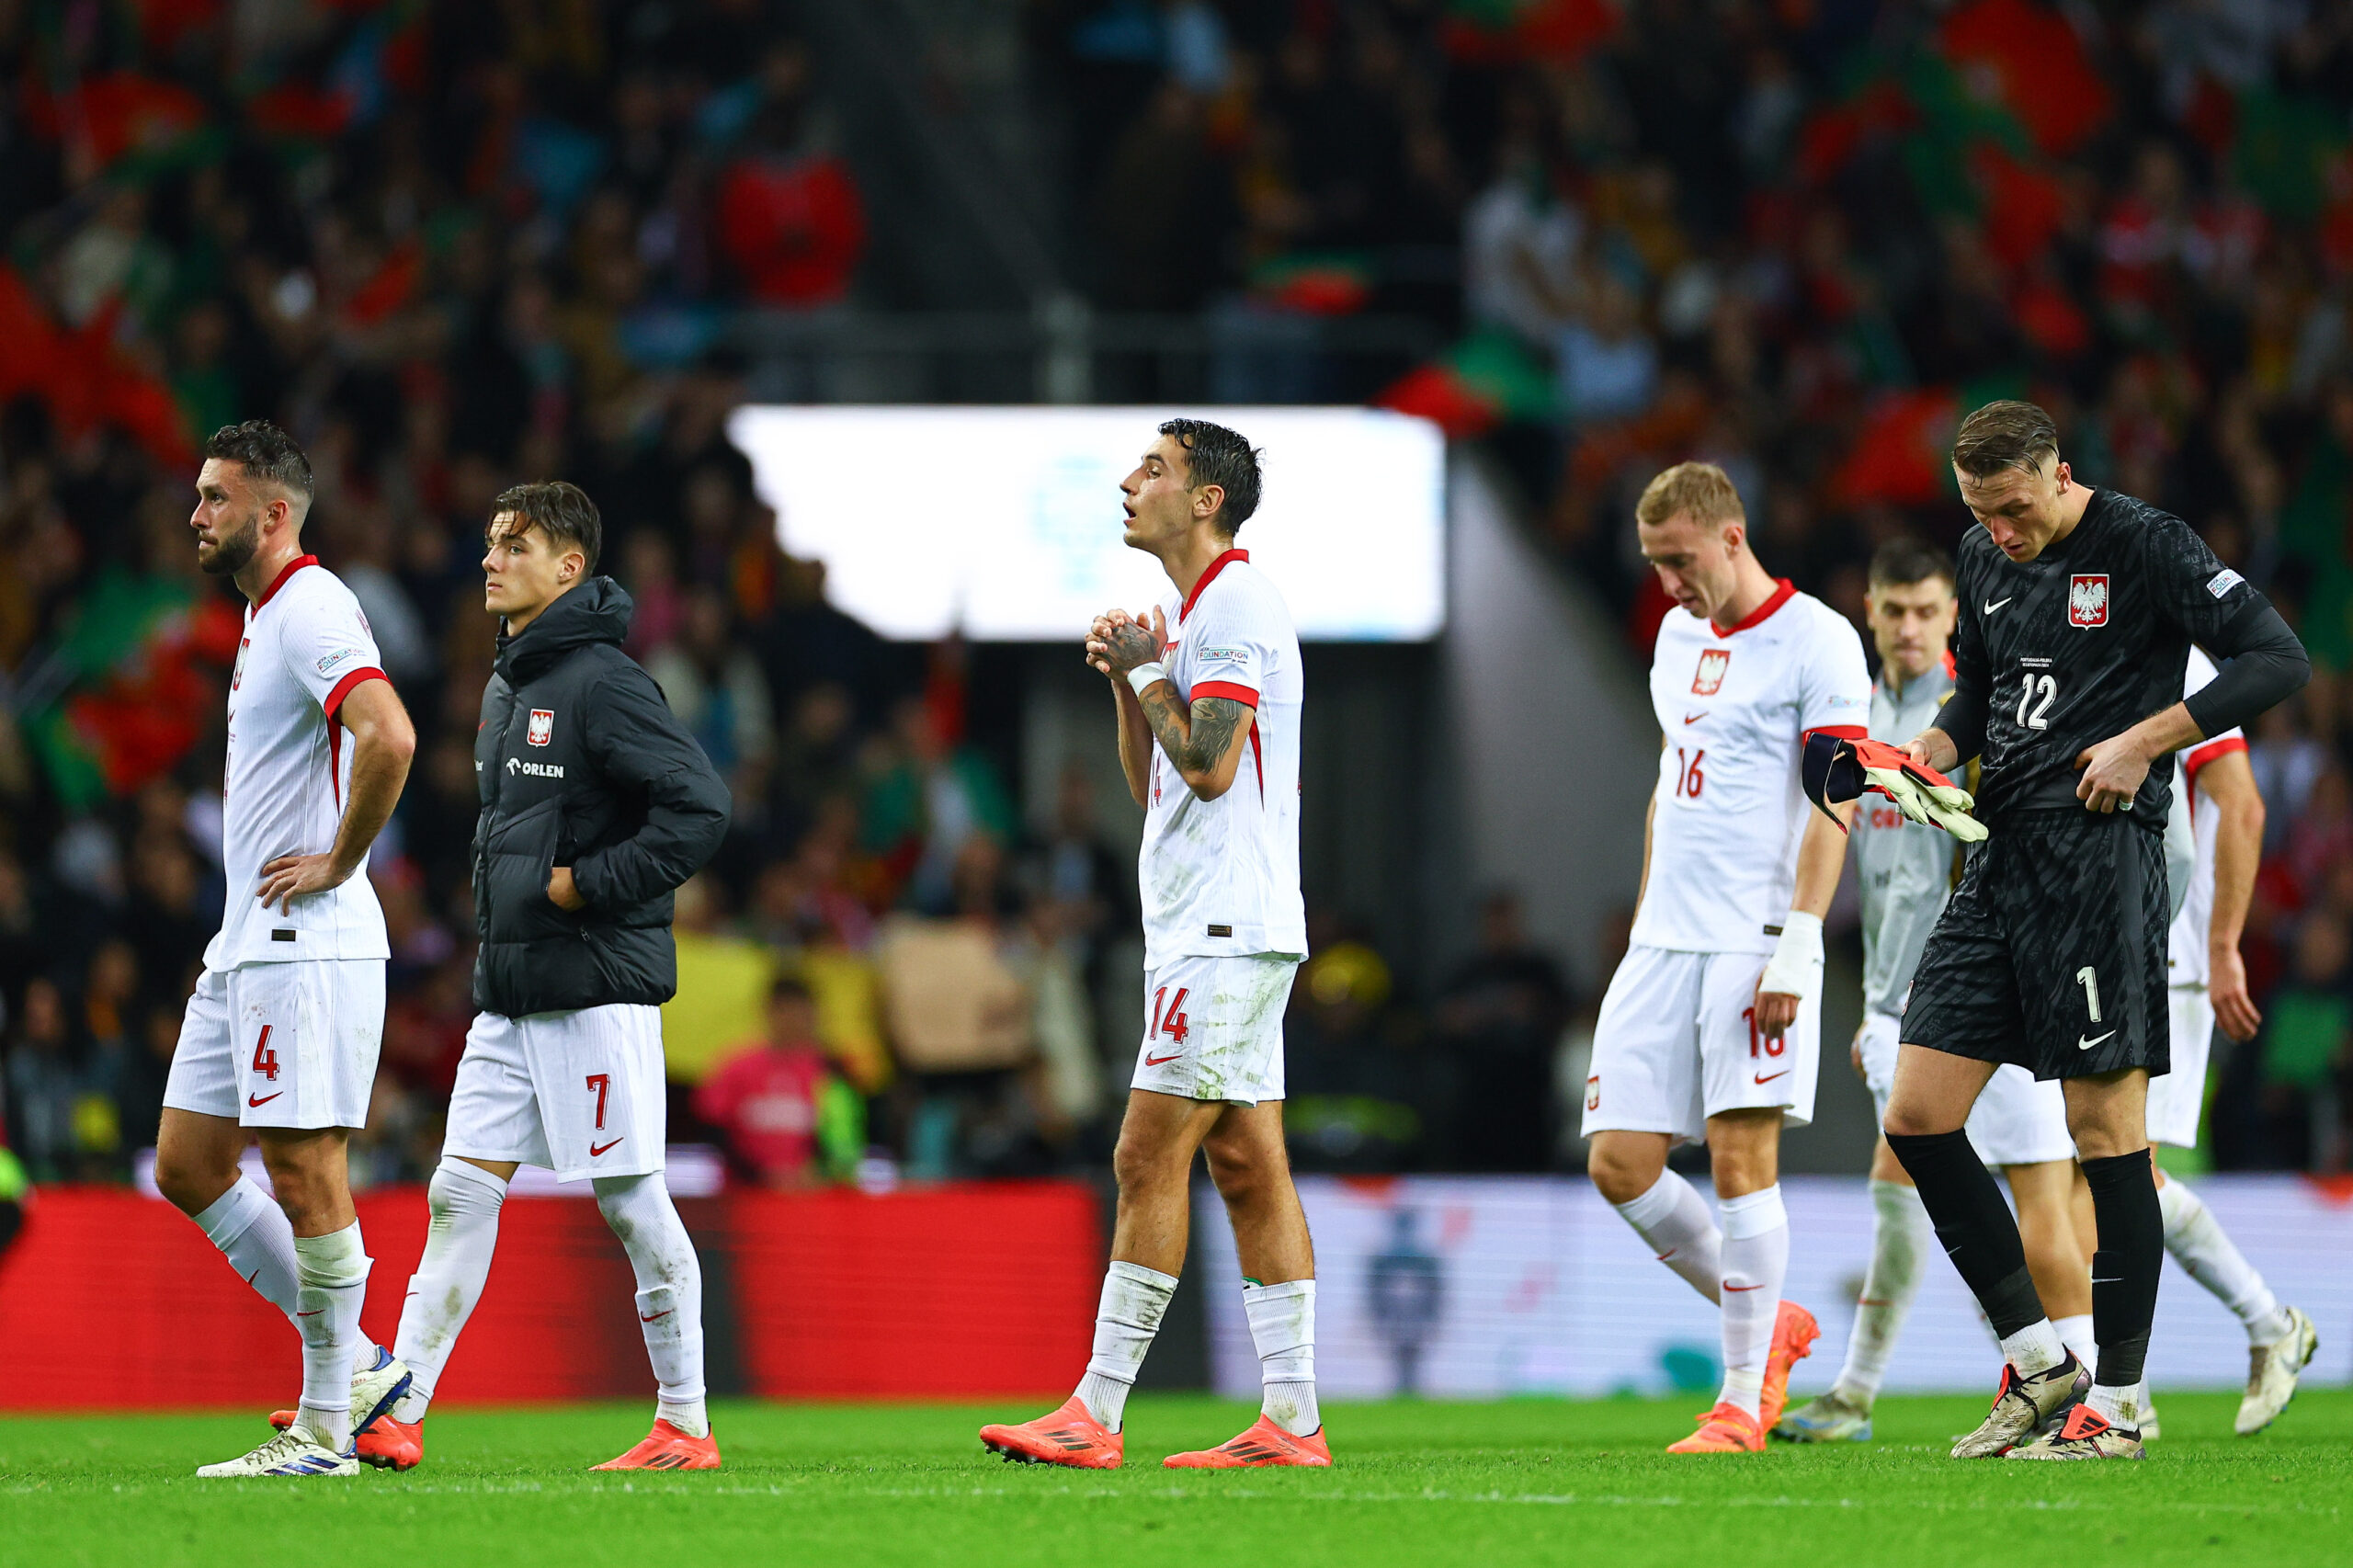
[1136,689,1250,783]
[1100,619,1162,673]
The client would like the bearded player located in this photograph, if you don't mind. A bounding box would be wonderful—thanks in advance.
[981,419,1323,1470]
[153,422,419,1477]
[1583,461,1867,1454]
[1779,539,2093,1441]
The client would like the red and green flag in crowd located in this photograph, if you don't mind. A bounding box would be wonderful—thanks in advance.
[1377,330,1557,439]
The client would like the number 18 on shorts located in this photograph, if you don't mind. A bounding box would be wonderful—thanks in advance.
[1581,944,1821,1143]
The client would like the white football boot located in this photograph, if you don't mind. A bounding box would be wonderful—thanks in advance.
[197,1427,359,1478]
[2238,1305,2319,1436]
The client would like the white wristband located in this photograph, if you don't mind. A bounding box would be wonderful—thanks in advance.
[1126,662,1168,698]
[1757,910,1824,1000]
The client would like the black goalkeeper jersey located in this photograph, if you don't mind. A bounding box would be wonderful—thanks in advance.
[1949,488,2265,822]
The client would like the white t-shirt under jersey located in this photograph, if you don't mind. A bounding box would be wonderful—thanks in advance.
[1631,581,1872,956]
[1137,549,1309,971]
[2165,645,2247,990]
[206,554,392,970]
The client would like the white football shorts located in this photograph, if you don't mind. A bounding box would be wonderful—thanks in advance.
[1582,944,1819,1144]
[1855,1010,2075,1167]
[442,1004,666,1182]
[2148,986,2215,1149]
[1130,954,1298,1107]
[164,960,385,1131]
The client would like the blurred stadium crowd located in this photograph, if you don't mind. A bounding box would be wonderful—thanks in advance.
[0,0,2348,1187]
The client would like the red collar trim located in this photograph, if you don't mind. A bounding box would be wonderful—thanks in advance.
[1180,549,1249,623]
[1942,648,1957,677]
[256,554,319,608]
[1711,578,1795,638]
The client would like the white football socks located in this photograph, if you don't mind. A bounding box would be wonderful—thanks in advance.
[2053,1313,2097,1371]
[189,1176,381,1365]
[290,1221,371,1451]
[594,1173,710,1439]
[1074,1261,1177,1432]
[1610,1170,1723,1304]
[1831,1179,1931,1406]
[2157,1177,2290,1345]
[2087,1378,2150,1429]
[1716,1185,1789,1418]
[1998,1318,2067,1379]
[391,1158,508,1423]
[1242,1278,1319,1437]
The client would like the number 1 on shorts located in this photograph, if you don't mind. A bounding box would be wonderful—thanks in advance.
[2075,966,2102,1024]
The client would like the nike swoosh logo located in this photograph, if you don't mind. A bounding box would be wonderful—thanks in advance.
[295,1310,323,1317]
[640,1310,674,1323]
[1682,712,1707,724]
[247,1092,282,1108]
[2077,1030,2116,1051]
[2091,1277,2123,1284]
[1984,597,2013,614]
[589,1138,624,1156]
[1723,1282,1767,1291]
[1142,1052,1182,1067]
[1754,1069,1790,1085]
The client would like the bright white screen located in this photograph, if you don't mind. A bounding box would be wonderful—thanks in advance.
[727,405,1446,642]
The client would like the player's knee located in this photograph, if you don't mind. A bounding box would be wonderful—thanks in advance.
[1202,1141,1271,1208]
[153,1147,234,1216]
[1111,1129,1184,1198]
[1586,1146,1658,1207]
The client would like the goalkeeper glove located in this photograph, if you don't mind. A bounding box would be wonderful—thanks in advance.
[1802,733,1989,844]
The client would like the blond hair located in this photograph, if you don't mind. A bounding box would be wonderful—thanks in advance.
[1636,461,1745,529]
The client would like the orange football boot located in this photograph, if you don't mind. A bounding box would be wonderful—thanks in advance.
[979,1396,1124,1469]
[1666,1402,1766,1453]
[268,1409,424,1471]
[591,1418,722,1471]
[1757,1300,1822,1432]
[1163,1414,1332,1469]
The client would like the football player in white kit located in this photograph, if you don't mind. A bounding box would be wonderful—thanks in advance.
[981,419,1324,1470]
[152,422,419,1477]
[2082,648,2314,1437]
[1583,462,1869,1454]
[1779,540,2094,1442]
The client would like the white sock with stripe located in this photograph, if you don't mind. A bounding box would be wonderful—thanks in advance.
[291,1221,371,1452]
[391,1158,508,1423]
[1831,1179,1930,1406]
[1610,1170,1723,1304]
[189,1176,380,1364]
[1717,1185,1790,1419]
[595,1172,710,1439]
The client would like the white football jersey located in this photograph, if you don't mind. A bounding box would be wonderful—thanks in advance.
[207,555,392,969]
[1631,582,1872,955]
[1137,550,1308,970]
[2165,645,2247,989]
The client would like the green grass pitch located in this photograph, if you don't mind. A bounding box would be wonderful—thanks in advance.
[3,1392,2347,1568]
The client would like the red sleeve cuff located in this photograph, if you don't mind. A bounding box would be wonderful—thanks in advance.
[1191,680,1259,708]
[324,666,390,722]
[2182,733,2247,790]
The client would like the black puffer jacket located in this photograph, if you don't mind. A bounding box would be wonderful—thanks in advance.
[471,578,730,1017]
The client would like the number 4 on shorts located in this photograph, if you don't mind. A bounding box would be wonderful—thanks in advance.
[250,1024,280,1083]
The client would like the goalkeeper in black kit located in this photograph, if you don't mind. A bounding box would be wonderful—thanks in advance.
[1881,401,2308,1461]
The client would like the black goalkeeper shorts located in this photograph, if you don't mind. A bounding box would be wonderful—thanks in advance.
[1903,810,2171,1082]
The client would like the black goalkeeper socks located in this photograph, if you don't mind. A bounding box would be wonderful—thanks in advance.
[1884,1128,2047,1337]
[2081,1148,2164,1389]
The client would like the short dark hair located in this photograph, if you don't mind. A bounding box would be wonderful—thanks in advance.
[1159,418,1263,535]
[1868,537,1955,590]
[492,481,602,574]
[769,974,813,1006]
[204,420,313,498]
[1951,399,2060,479]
